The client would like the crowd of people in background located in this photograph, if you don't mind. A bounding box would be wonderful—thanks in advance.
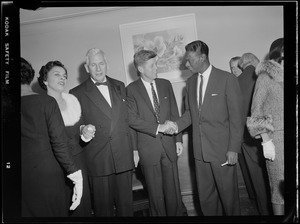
[21,37,286,217]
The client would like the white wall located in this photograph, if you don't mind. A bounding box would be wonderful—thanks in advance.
[20,6,283,193]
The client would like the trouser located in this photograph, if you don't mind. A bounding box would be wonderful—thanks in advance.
[194,159,241,216]
[88,170,133,217]
[141,152,184,216]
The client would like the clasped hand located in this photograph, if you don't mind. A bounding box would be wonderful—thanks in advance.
[81,124,96,141]
[158,120,178,135]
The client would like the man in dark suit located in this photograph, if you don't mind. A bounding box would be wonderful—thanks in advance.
[169,40,244,216]
[69,48,134,217]
[126,50,185,216]
[229,55,257,201]
[238,53,272,215]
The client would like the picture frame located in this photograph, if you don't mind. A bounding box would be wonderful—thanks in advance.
[119,13,198,84]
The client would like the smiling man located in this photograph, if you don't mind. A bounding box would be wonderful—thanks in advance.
[70,48,135,217]
[126,49,186,216]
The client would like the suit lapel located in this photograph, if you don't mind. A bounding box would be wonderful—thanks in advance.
[202,66,217,111]
[85,78,112,119]
[189,74,199,112]
[108,77,123,132]
[137,79,157,119]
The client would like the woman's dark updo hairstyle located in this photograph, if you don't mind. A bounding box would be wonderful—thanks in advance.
[21,57,35,85]
[38,60,67,90]
[269,38,284,63]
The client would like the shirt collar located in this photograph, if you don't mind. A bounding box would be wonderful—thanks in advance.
[141,77,155,87]
[199,64,212,78]
[91,76,107,84]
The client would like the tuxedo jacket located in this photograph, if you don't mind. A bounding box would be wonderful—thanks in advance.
[176,66,244,162]
[126,78,182,166]
[69,76,134,176]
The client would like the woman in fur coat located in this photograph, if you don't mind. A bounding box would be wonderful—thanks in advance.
[247,38,284,215]
[38,61,95,217]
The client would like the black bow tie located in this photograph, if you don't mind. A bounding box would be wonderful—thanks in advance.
[95,81,108,86]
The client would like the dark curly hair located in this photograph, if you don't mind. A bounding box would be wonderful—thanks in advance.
[21,57,35,85]
[38,60,67,90]
[269,38,284,63]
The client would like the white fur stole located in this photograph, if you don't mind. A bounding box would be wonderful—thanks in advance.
[61,92,81,127]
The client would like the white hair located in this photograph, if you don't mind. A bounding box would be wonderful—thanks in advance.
[238,53,260,69]
[85,48,108,65]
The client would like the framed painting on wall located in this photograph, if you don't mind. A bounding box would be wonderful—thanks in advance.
[119,13,198,84]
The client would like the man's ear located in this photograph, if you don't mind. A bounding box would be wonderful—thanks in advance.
[84,64,89,73]
[137,65,144,74]
[200,54,206,62]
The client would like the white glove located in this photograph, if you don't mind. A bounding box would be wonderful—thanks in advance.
[261,139,276,161]
[67,169,83,210]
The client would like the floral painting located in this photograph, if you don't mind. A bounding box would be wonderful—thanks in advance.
[120,14,198,84]
[133,29,186,73]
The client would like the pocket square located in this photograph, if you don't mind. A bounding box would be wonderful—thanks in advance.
[212,94,218,96]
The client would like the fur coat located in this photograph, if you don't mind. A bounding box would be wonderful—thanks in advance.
[247,60,283,137]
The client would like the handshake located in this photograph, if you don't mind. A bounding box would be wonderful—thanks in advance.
[158,120,178,135]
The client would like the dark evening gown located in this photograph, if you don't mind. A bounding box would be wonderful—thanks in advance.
[21,94,77,217]
[61,92,92,217]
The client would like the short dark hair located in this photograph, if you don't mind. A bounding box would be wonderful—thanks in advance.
[269,38,284,63]
[38,60,67,90]
[133,50,157,76]
[21,57,35,85]
[185,40,209,57]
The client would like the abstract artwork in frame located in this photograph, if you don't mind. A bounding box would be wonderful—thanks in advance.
[120,13,198,84]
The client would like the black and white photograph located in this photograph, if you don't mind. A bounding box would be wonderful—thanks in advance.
[1,1,298,223]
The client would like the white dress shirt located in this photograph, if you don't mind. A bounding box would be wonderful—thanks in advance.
[141,78,159,109]
[91,77,112,107]
[197,64,212,104]
[141,78,160,134]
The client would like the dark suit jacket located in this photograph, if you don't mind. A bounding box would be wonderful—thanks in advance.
[238,65,257,142]
[126,78,182,166]
[238,65,263,162]
[69,76,134,176]
[176,66,244,162]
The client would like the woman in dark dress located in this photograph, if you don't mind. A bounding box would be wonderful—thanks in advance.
[21,57,83,217]
[38,60,95,217]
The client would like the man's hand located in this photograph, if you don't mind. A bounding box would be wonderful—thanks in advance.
[176,142,184,156]
[158,120,178,135]
[225,151,238,166]
[80,124,96,141]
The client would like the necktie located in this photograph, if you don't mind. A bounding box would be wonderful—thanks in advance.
[199,75,203,111]
[151,82,160,123]
[95,81,108,86]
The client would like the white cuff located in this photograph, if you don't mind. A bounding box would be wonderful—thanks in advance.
[261,139,273,145]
